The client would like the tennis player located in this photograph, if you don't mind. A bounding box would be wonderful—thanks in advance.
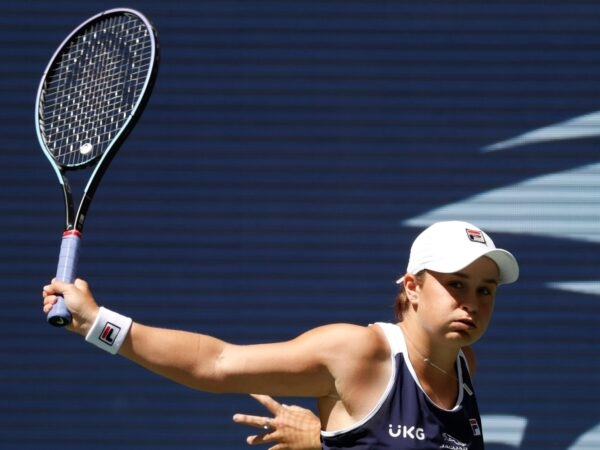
[42,221,518,449]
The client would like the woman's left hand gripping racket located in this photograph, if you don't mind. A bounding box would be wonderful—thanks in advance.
[36,8,160,326]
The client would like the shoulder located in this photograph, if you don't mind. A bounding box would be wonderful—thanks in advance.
[294,323,391,384]
[300,323,390,360]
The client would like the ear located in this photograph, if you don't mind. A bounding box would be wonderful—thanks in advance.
[403,273,419,306]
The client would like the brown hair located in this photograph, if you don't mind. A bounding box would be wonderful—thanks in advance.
[394,271,426,321]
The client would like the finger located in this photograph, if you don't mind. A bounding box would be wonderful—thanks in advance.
[42,284,56,297]
[250,394,282,414]
[50,278,66,291]
[246,432,274,445]
[50,277,77,295]
[42,297,58,312]
[43,295,57,305]
[233,413,271,429]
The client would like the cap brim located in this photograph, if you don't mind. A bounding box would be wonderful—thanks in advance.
[395,248,519,285]
[485,249,519,285]
[437,248,519,285]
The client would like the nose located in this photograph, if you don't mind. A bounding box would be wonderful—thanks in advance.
[458,291,478,313]
[461,303,475,314]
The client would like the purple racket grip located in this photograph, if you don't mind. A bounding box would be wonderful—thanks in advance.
[47,230,81,327]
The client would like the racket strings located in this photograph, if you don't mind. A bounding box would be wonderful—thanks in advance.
[39,13,154,168]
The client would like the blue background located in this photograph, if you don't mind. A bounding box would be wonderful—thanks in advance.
[2,1,600,449]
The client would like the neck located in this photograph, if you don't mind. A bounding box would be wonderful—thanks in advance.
[400,323,462,409]
[399,323,459,378]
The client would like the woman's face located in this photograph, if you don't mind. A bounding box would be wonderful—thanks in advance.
[414,256,500,347]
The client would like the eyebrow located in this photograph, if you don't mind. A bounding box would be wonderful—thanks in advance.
[453,271,499,286]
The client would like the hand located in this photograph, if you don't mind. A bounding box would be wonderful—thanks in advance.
[233,394,322,450]
[42,278,99,336]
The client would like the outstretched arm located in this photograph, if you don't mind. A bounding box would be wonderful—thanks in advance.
[42,278,381,402]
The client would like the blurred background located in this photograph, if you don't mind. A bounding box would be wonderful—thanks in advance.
[2,1,600,448]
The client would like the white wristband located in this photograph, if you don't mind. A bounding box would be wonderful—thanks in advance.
[85,307,132,355]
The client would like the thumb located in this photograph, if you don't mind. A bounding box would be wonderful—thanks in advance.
[73,278,91,291]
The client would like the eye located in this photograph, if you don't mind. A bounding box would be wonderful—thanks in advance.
[478,286,496,296]
[448,280,463,289]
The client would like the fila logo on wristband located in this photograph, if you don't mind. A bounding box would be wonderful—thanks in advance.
[99,322,122,346]
[85,307,132,355]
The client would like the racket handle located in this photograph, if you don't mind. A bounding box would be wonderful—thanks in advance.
[47,230,81,327]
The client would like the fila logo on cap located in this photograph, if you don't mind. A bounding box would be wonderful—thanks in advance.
[99,321,122,346]
[466,228,486,244]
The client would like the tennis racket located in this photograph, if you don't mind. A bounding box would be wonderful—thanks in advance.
[36,8,160,326]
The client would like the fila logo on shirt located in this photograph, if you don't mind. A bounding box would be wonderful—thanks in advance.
[469,418,482,436]
[388,424,425,440]
[99,321,122,346]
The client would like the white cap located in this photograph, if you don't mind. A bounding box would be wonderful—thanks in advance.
[397,221,519,285]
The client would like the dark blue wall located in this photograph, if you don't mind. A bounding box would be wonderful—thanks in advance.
[2,1,600,449]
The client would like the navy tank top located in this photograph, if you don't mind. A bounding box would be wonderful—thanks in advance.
[321,322,485,449]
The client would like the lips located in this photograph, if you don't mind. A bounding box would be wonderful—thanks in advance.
[452,318,477,330]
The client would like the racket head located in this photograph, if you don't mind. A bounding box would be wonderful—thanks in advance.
[35,7,159,172]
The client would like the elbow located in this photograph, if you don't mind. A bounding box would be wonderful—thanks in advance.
[187,344,231,393]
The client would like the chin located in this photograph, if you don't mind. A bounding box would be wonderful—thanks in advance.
[446,330,480,346]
